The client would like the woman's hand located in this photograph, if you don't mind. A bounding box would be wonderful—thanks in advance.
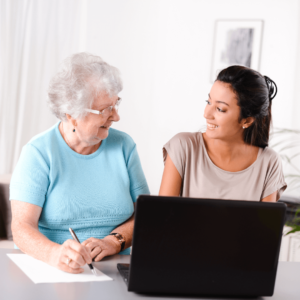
[82,236,121,262]
[49,239,92,274]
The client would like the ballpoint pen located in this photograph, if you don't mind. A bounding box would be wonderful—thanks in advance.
[69,227,97,276]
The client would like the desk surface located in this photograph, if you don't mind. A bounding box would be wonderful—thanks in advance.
[1,249,299,300]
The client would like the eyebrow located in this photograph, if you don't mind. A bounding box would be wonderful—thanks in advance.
[208,94,229,107]
[95,103,111,110]
[95,98,121,110]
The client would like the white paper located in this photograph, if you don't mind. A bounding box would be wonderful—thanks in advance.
[7,254,113,284]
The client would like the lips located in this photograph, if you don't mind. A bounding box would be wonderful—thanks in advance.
[207,123,219,129]
[100,124,112,129]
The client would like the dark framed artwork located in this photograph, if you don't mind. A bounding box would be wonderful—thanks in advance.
[210,20,264,82]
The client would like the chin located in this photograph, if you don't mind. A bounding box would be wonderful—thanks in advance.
[98,131,109,140]
[205,129,223,140]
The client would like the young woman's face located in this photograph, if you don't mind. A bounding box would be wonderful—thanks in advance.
[204,80,245,141]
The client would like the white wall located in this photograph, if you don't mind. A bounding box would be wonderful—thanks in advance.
[0,0,85,174]
[86,0,300,195]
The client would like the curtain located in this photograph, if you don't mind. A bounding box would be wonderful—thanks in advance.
[0,0,86,174]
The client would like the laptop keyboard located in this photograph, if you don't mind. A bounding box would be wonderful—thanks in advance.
[117,263,130,285]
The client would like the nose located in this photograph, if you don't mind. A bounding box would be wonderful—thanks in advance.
[111,108,120,122]
[203,103,214,120]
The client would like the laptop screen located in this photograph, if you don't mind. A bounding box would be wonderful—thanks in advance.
[129,196,286,296]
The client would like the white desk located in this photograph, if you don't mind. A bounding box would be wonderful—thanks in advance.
[1,249,299,300]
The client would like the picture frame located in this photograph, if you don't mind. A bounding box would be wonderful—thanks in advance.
[210,20,264,82]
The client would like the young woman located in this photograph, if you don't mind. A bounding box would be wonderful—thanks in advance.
[159,66,286,202]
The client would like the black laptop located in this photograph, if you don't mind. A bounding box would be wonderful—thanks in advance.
[117,195,286,297]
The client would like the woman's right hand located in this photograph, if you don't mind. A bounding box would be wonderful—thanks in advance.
[50,239,92,274]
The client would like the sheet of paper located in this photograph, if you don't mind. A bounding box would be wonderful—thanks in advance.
[7,254,113,284]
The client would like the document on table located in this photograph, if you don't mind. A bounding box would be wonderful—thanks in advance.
[7,254,113,284]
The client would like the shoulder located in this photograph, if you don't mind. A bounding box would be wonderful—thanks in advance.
[11,126,56,186]
[106,128,137,160]
[27,123,58,152]
[165,132,201,150]
[260,147,287,199]
[107,128,135,147]
[259,146,284,179]
[261,147,282,165]
[163,132,201,167]
[18,123,59,165]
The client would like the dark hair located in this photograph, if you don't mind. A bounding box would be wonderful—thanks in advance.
[216,65,277,148]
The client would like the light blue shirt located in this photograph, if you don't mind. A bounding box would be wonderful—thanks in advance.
[10,122,150,254]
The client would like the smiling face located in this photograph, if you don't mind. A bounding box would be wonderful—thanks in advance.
[204,80,248,142]
[74,92,120,146]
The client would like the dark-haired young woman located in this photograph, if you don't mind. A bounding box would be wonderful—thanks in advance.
[159,66,287,202]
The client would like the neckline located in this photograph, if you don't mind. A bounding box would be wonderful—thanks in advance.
[55,122,106,159]
[199,132,263,174]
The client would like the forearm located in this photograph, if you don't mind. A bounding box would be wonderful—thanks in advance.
[12,221,59,265]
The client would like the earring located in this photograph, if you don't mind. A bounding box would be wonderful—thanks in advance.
[243,126,245,129]
[73,128,75,132]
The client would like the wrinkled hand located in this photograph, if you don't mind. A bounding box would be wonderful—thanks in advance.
[82,236,121,262]
[50,239,92,274]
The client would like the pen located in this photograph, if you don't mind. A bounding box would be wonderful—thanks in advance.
[69,227,97,276]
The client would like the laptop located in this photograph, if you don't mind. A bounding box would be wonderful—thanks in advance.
[117,195,286,297]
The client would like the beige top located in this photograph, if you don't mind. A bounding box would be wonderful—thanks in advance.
[163,132,287,201]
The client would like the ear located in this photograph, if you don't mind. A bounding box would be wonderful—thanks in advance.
[65,114,77,127]
[242,117,255,129]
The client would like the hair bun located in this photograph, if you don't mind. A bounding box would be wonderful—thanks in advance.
[264,76,277,101]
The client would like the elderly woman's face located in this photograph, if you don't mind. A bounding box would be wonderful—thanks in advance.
[76,92,120,145]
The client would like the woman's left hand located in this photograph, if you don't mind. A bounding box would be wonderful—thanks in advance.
[82,236,121,262]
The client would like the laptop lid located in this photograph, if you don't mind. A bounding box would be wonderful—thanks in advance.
[128,195,286,297]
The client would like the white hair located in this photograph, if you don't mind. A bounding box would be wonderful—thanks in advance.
[47,52,123,121]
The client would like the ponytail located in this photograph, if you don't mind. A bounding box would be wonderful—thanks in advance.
[216,66,278,148]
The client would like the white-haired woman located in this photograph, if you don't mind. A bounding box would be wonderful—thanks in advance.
[10,53,150,274]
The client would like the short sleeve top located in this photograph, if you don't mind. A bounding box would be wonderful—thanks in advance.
[163,132,287,201]
[10,123,150,254]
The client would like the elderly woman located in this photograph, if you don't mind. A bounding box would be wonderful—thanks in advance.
[10,52,150,274]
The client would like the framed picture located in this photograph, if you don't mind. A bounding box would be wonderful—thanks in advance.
[210,20,264,82]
